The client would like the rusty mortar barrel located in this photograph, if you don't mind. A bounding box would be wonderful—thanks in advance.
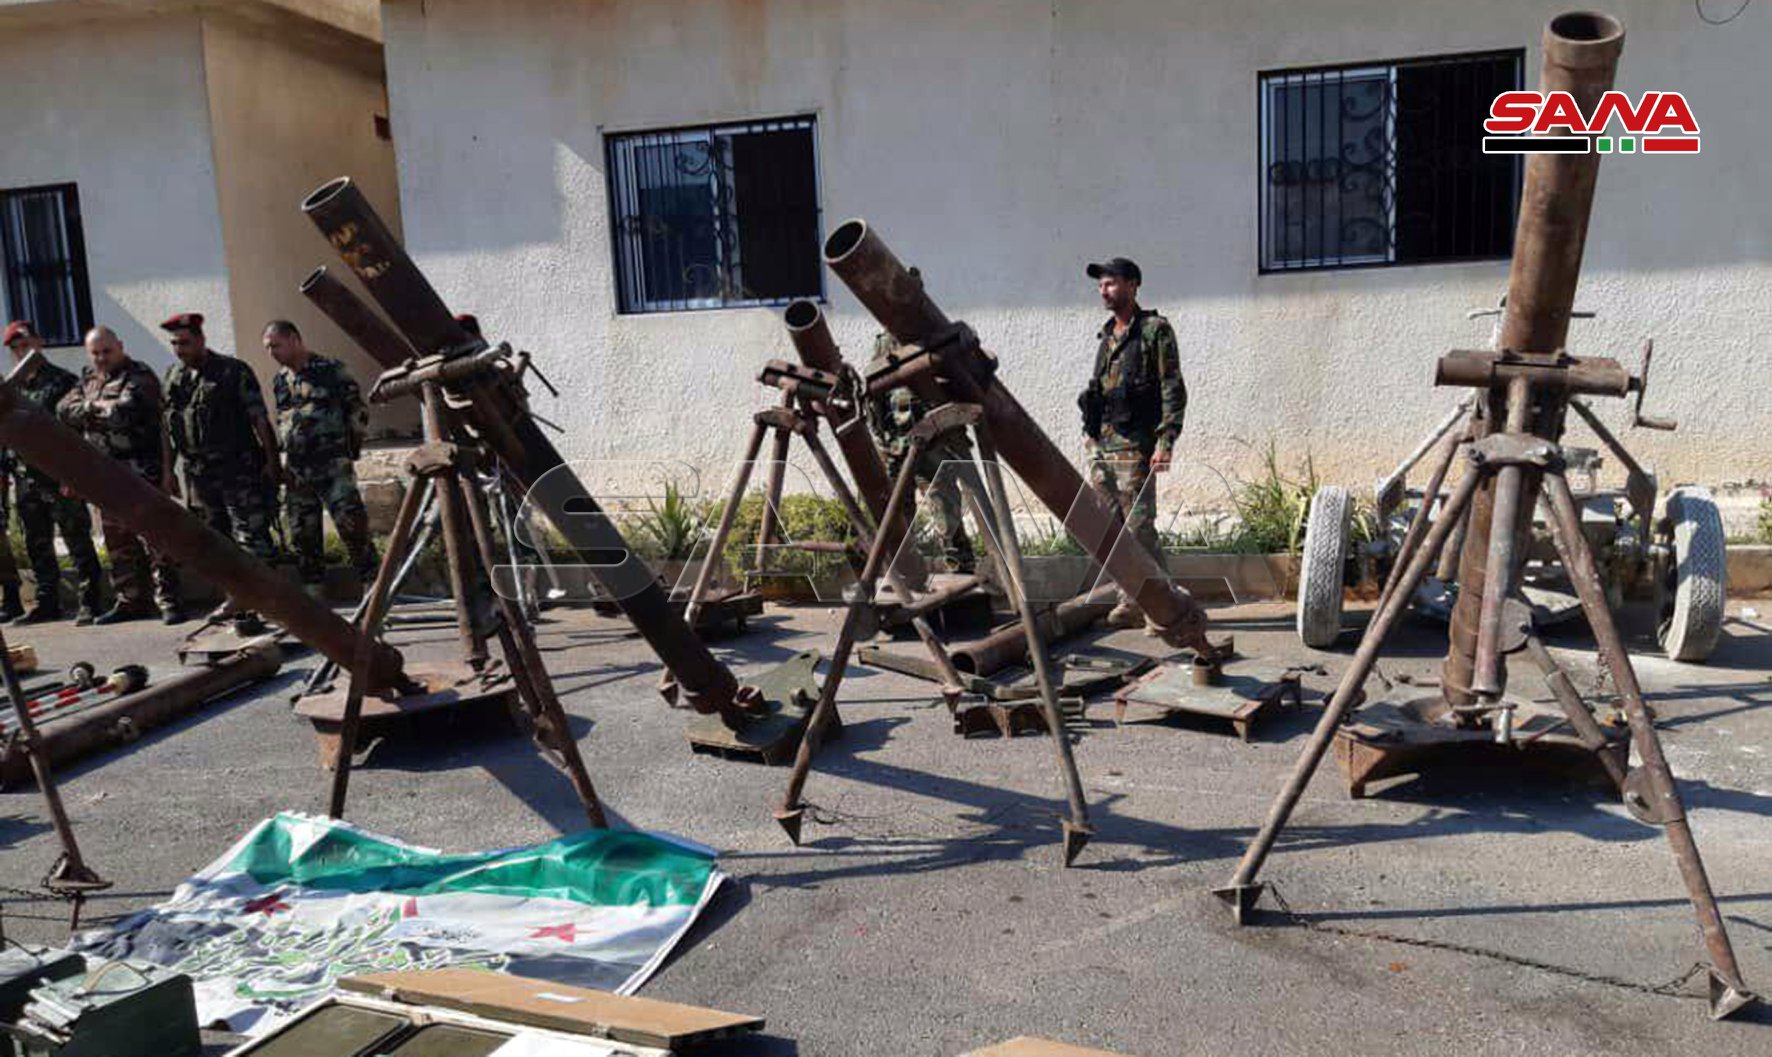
[0,382,402,688]
[300,177,752,720]
[819,219,1211,653]
[1442,11,1625,706]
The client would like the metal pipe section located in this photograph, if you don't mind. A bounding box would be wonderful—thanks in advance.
[302,177,750,721]
[1442,12,1624,706]
[300,267,416,366]
[1,646,284,789]
[950,587,1117,676]
[820,220,1211,653]
[0,392,401,688]
[783,299,926,582]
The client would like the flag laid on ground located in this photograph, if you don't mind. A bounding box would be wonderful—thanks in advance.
[73,812,725,1033]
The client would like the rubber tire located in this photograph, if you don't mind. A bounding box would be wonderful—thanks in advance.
[1296,485,1353,649]
[1658,486,1726,662]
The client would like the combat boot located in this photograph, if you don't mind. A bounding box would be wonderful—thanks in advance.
[160,605,187,626]
[0,583,23,624]
[73,586,102,627]
[94,602,155,626]
[14,600,64,625]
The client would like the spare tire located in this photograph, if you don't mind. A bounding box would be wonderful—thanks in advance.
[1658,486,1726,662]
[1297,485,1353,648]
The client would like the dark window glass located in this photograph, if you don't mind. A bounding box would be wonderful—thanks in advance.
[606,117,823,313]
[0,183,94,345]
[1260,51,1523,272]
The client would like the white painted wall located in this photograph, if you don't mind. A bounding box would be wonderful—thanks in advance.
[381,0,1771,518]
[0,12,233,375]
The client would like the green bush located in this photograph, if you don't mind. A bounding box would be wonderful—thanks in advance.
[708,491,860,576]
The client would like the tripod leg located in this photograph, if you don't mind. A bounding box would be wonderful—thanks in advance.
[1215,466,1482,921]
[973,426,1093,866]
[1375,428,1463,615]
[421,388,489,669]
[802,428,967,703]
[687,420,769,626]
[1541,471,1755,1019]
[753,423,794,574]
[462,472,607,828]
[1520,634,1627,788]
[776,440,926,844]
[329,476,427,819]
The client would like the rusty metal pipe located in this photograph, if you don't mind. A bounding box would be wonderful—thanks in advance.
[300,267,416,366]
[1375,426,1464,613]
[0,393,400,688]
[950,587,1117,676]
[1435,351,1632,396]
[1443,12,1625,706]
[821,220,1210,652]
[783,299,926,582]
[685,419,769,626]
[303,177,750,720]
[1,645,283,790]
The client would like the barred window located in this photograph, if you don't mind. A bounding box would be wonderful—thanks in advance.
[1259,51,1524,272]
[606,116,824,314]
[1,183,94,346]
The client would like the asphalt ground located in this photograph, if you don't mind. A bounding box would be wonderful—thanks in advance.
[0,595,1767,1056]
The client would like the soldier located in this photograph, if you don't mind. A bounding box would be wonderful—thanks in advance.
[0,447,23,623]
[865,332,976,575]
[158,313,282,615]
[263,320,378,592]
[1077,258,1187,628]
[2,321,105,625]
[58,326,185,625]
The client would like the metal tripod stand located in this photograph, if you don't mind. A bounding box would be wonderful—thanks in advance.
[316,382,605,828]
[1214,372,1756,1020]
[770,401,1097,866]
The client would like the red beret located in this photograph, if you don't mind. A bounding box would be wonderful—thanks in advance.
[454,313,481,337]
[159,312,205,333]
[3,321,37,345]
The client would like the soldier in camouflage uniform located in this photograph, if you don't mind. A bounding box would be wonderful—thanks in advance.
[3,321,105,624]
[865,333,976,574]
[264,320,378,590]
[1077,258,1186,628]
[58,326,185,624]
[159,313,282,616]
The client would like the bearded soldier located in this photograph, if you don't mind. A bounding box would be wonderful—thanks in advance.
[58,326,185,624]
[3,320,105,624]
[263,320,378,592]
[1077,258,1187,629]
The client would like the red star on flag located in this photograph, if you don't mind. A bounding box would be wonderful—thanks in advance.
[242,891,291,916]
[403,897,420,918]
[529,922,578,943]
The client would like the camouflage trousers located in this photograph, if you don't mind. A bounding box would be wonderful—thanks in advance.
[1088,448,1165,604]
[187,466,279,564]
[16,478,103,604]
[104,462,181,611]
[0,488,18,587]
[285,456,378,584]
[892,439,976,574]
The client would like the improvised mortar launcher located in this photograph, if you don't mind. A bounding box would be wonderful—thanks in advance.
[1216,12,1756,1020]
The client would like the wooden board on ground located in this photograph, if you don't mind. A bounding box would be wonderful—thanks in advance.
[7,642,36,674]
[338,969,762,1050]
[963,1037,1140,1057]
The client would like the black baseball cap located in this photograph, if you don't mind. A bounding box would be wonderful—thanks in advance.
[1086,257,1142,284]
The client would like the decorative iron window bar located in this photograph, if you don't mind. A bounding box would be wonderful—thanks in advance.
[606,116,824,314]
[1259,50,1524,273]
[0,183,93,346]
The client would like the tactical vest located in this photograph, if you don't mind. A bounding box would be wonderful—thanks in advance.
[1093,312,1163,434]
[166,354,261,473]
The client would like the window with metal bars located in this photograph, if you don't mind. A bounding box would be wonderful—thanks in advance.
[606,116,823,314]
[1,183,94,346]
[1259,51,1524,272]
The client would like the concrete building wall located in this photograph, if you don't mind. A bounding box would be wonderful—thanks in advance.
[200,9,416,436]
[381,0,1769,516]
[0,11,233,375]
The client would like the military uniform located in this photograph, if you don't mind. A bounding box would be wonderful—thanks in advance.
[58,357,182,616]
[9,357,104,620]
[866,334,976,574]
[164,350,279,564]
[272,354,378,584]
[0,452,24,619]
[1079,308,1187,603]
